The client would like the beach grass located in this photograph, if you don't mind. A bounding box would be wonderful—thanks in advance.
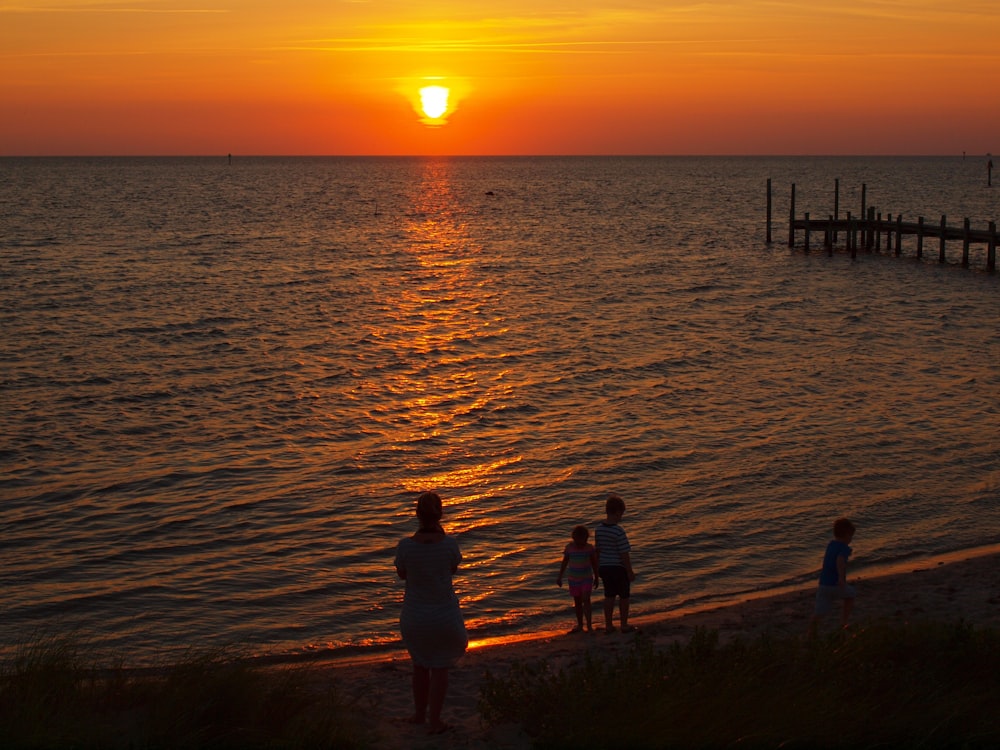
[6,619,999,749]
[479,620,1000,750]
[0,634,374,749]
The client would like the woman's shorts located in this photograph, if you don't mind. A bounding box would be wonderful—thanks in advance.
[814,584,856,615]
[599,566,631,599]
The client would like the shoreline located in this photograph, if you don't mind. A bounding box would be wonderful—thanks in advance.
[329,549,1000,749]
[313,541,1000,670]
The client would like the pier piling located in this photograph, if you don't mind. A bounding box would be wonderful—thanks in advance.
[788,184,796,248]
[834,178,840,244]
[766,178,772,244]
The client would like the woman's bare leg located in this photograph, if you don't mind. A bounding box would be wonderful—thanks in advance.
[427,667,449,732]
[410,664,429,723]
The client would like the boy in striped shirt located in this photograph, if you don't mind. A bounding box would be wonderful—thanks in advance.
[594,493,638,633]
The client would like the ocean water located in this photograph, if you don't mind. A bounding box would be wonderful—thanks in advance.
[1,155,998,666]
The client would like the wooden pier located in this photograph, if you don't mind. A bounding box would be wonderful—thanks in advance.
[766,178,998,272]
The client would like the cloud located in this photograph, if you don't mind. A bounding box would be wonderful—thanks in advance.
[0,1,226,13]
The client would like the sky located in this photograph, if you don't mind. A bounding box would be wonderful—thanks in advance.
[1,0,998,155]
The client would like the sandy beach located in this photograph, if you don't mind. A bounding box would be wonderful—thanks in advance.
[328,549,1000,749]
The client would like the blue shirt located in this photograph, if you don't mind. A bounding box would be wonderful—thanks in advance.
[818,539,851,586]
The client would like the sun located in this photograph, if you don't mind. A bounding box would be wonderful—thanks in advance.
[400,76,467,127]
[419,85,450,120]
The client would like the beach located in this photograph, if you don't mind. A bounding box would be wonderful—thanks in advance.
[329,550,1000,749]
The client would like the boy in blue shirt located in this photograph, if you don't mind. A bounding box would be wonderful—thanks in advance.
[810,517,856,635]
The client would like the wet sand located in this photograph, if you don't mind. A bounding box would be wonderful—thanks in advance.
[329,551,1000,749]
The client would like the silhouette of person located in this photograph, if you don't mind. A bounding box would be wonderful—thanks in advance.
[394,492,468,734]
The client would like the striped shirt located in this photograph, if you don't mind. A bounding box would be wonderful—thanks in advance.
[594,522,631,568]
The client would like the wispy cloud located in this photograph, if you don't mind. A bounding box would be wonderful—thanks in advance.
[0,2,227,12]
[757,0,998,23]
[286,38,718,54]
[284,6,740,55]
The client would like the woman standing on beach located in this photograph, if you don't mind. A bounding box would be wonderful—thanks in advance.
[394,491,468,734]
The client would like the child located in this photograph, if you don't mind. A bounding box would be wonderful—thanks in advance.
[594,493,637,633]
[810,517,857,635]
[556,525,600,632]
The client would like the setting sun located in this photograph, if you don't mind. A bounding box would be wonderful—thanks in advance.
[419,86,450,120]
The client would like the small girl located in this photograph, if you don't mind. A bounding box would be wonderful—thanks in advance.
[556,525,600,632]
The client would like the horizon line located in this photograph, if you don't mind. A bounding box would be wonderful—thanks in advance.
[1,152,992,159]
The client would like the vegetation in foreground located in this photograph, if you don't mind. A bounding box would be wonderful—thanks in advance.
[5,621,999,749]
[479,620,1000,750]
[0,636,373,749]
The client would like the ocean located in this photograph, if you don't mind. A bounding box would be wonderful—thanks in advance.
[1,155,998,667]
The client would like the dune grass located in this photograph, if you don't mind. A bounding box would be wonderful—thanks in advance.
[7,620,998,749]
[479,620,1000,750]
[0,635,373,749]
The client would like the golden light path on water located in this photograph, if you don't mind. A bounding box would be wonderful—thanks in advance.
[367,160,532,633]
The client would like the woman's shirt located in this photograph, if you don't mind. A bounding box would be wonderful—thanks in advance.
[394,535,462,606]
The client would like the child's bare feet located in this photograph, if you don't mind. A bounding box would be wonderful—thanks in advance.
[427,721,452,735]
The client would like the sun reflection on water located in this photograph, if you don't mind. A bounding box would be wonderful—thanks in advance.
[361,159,533,625]
[366,159,525,520]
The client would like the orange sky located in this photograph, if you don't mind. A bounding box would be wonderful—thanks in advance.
[1,0,998,155]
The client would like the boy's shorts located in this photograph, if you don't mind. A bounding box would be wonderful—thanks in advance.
[814,584,856,615]
[599,566,630,599]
